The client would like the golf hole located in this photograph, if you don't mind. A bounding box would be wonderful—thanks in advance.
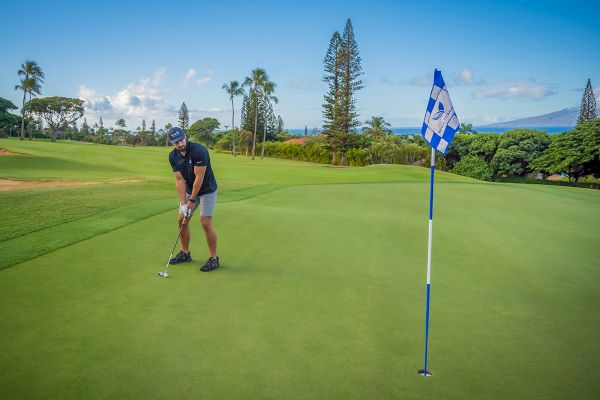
[417,369,432,377]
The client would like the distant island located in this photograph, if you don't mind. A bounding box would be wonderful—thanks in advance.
[482,105,600,128]
[289,105,600,136]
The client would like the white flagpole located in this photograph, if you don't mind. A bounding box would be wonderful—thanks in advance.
[420,146,436,377]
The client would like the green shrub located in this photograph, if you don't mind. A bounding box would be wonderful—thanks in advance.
[346,148,370,166]
[452,155,493,181]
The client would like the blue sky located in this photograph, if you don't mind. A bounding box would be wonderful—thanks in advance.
[1,0,599,129]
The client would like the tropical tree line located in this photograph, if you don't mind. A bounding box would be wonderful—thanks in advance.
[216,69,285,158]
[443,121,599,183]
[219,115,429,167]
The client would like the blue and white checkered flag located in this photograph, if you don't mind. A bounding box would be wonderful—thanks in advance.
[421,69,459,154]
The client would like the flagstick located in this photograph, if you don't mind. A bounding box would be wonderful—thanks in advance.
[420,147,436,377]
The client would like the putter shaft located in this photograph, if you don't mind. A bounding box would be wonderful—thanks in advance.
[159,216,187,276]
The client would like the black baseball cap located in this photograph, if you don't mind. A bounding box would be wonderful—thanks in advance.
[168,127,186,144]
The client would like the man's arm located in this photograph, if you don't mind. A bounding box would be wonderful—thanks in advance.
[173,171,188,204]
[187,166,206,208]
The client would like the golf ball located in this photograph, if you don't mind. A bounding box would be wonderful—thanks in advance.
[163,273,168,278]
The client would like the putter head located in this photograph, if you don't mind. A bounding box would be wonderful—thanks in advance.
[157,272,168,278]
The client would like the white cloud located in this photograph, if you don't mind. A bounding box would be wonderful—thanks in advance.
[182,68,196,88]
[456,68,475,85]
[594,87,600,98]
[78,68,228,128]
[200,107,225,112]
[153,67,166,85]
[78,68,177,125]
[454,68,484,86]
[472,80,556,101]
[77,85,112,111]
[482,115,498,123]
[406,74,431,87]
[196,70,214,86]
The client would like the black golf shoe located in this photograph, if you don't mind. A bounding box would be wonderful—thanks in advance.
[201,256,220,272]
[169,251,192,264]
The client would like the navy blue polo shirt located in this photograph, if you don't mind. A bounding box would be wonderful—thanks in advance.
[168,141,217,196]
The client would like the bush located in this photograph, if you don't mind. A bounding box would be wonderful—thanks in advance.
[452,155,493,181]
[346,148,370,166]
[368,134,428,165]
[261,141,333,164]
[495,176,599,189]
[491,129,551,177]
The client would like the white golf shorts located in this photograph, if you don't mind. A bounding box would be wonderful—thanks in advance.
[180,190,218,217]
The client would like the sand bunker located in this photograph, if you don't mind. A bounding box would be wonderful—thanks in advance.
[0,178,144,191]
[0,148,22,156]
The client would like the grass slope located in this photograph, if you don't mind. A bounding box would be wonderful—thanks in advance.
[0,138,470,269]
[0,139,599,399]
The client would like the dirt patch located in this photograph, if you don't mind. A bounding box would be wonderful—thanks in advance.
[0,178,145,191]
[0,148,23,156]
[109,179,145,183]
[547,174,565,181]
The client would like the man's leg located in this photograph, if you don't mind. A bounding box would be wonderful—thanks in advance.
[200,216,217,257]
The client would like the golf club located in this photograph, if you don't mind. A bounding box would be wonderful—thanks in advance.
[158,213,189,278]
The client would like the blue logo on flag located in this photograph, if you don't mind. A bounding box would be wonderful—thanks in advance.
[421,69,459,155]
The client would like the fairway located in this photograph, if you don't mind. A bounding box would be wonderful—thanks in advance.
[1,139,599,399]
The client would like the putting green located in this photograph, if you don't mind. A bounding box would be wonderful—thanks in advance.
[0,139,599,399]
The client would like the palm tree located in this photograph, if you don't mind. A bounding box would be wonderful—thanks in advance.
[15,60,45,140]
[115,118,127,129]
[222,80,245,156]
[14,77,42,140]
[243,68,266,159]
[458,122,477,135]
[363,116,392,140]
[260,79,278,159]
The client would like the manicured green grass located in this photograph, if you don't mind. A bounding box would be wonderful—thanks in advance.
[0,139,599,399]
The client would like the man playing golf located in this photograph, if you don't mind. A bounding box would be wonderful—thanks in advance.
[167,127,220,272]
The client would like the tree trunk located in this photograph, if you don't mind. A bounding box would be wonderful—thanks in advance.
[252,94,258,160]
[51,128,56,142]
[20,90,26,140]
[231,97,236,156]
[331,150,337,165]
[28,93,32,140]
[260,94,267,159]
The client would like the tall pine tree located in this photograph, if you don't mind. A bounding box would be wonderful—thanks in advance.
[179,102,189,129]
[240,90,277,140]
[240,95,250,131]
[81,117,90,136]
[321,19,363,165]
[577,78,597,126]
[339,18,363,133]
[322,31,343,135]
[98,116,106,136]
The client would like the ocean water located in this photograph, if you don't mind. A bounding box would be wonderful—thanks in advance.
[288,126,574,136]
